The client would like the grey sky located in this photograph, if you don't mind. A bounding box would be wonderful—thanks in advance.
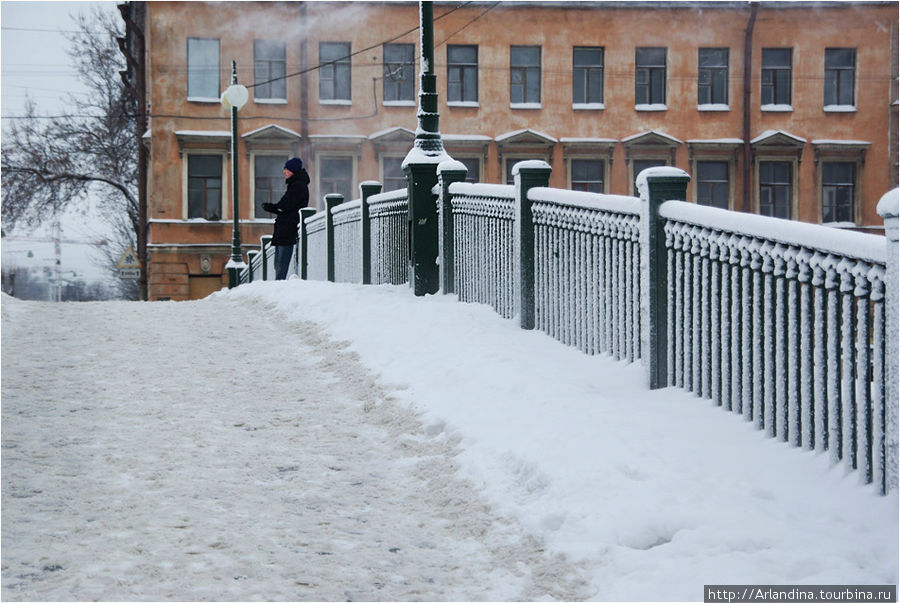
[1,1,120,119]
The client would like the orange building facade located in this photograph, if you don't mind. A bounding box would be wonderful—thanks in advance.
[127,1,898,300]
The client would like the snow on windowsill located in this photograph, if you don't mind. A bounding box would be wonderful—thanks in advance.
[573,103,605,111]
[510,103,542,110]
[186,97,222,104]
[824,105,857,113]
[761,104,793,112]
[320,99,352,106]
[255,98,287,105]
[447,101,480,108]
[384,100,416,107]
[635,104,667,112]
[698,104,730,112]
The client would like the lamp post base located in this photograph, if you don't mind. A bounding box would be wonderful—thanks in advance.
[225,257,248,289]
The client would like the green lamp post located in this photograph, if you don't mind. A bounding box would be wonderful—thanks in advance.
[222,60,249,288]
[403,0,450,296]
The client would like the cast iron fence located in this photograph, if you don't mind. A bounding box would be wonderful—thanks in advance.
[238,162,898,494]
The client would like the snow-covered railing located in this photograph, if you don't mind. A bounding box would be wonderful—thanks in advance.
[367,187,409,286]
[531,189,642,361]
[662,203,890,489]
[303,208,328,282]
[265,157,898,494]
[332,199,362,283]
[446,182,517,318]
[297,185,409,286]
[239,235,273,283]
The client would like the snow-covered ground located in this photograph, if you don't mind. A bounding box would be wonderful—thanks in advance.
[2,281,897,601]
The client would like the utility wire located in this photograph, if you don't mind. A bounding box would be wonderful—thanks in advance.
[247,1,474,90]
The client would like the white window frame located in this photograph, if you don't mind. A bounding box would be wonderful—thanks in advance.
[249,151,290,220]
[817,158,863,225]
[567,156,608,194]
[182,151,227,221]
[754,156,799,220]
[187,37,221,103]
[314,152,358,208]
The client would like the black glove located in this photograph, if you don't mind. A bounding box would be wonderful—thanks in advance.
[262,203,277,213]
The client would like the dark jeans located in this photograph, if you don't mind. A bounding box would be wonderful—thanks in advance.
[274,244,294,280]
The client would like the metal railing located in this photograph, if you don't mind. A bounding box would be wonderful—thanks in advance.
[661,202,890,490]
[237,160,898,494]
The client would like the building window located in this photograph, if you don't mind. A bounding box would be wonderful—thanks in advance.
[383,43,415,103]
[698,48,728,106]
[571,159,605,193]
[762,48,792,107]
[821,162,856,223]
[187,155,222,220]
[510,46,541,105]
[635,47,666,106]
[448,45,478,104]
[253,40,286,101]
[457,157,480,183]
[254,155,288,218]
[382,156,406,191]
[632,158,667,193]
[697,161,730,209]
[319,42,351,102]
[187,38,220,100]
[825,48,856,107]
[319,156,354,201]
[573,47,604,106]
[759,161,792,219]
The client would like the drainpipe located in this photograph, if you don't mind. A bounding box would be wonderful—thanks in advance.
[742,2,758,213]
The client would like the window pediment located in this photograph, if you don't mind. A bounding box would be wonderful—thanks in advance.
[174,130,231,157]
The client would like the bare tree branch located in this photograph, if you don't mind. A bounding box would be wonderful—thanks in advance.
[0,6,139,299]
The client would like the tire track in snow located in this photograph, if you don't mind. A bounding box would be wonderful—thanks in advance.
[1,295,592,601]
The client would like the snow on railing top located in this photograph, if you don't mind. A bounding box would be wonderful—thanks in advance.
[368,187,408,206]
[660,201,885,263]
[332,199,362,215]
[877,187,899,218]
[305,211,326,227]
[635,166,691,200]
[528,188,641,216]
[448,182,514,200]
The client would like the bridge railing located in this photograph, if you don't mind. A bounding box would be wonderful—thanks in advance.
[239,235,273,283]
[660,200,890,490]
[446,183,517,318]
[298,185,409,286]
[262,160,898,494]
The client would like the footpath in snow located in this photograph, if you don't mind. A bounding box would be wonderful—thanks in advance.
[1,280,897,601]
[1,294,591,601]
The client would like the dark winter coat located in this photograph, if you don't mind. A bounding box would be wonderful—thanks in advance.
[267,169,310,246]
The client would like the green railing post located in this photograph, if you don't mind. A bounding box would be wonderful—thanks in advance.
[247,250,259,282]
[299,207,316,280]
[325,194,343,283]
[514,160,552,330]
[260,235,272,280]
[638,167,690,390]
[437,160,468,295]
[359,181,382,285]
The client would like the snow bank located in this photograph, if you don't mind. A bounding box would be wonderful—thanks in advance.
[222,280,898,601]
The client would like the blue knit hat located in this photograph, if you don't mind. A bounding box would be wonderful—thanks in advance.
[284,157,303,174]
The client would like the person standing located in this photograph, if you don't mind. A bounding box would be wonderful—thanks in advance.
[263,157,310,280]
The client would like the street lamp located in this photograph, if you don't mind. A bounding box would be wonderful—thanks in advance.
[222,60,249,288]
